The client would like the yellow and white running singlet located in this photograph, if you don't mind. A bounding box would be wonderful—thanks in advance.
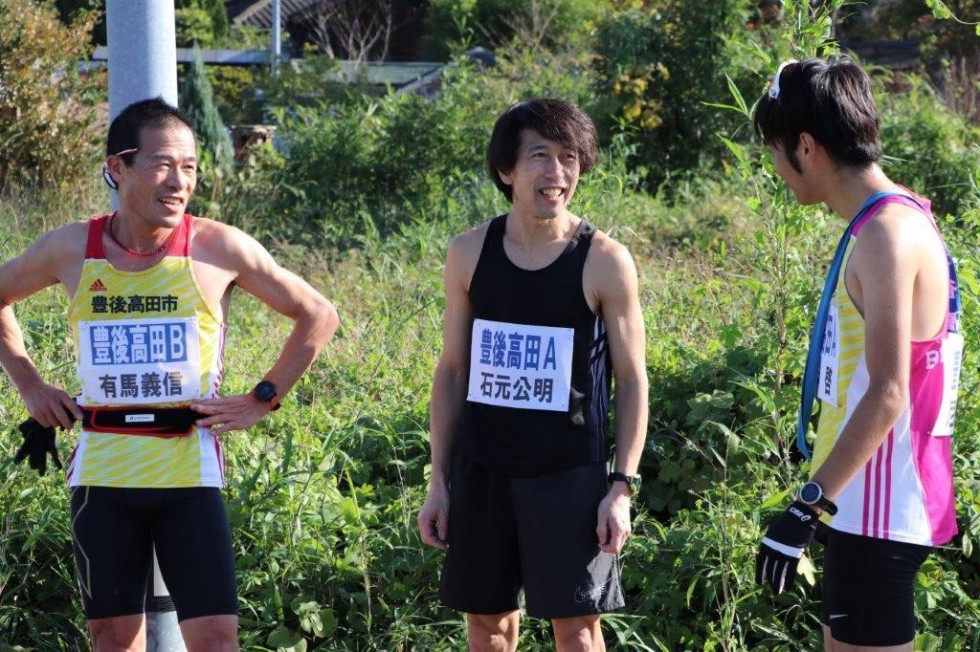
[812,194,961,546]
[66,213,226,488]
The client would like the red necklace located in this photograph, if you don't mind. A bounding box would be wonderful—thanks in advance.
[107,212,178,257]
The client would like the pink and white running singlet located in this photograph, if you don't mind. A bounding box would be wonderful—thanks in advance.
[811,194,962,546]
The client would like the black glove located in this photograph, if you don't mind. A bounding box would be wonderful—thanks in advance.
[13,418,62,476]
[756,500,818,594]
[814,519,831,546]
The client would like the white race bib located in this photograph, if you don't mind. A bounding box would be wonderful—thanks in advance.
[77,317,202,405]
[931,332,963,437]
[818,304,840,406]
[467,318,574,412]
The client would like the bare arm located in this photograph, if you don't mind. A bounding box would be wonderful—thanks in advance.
[192,223,339,434]
[0,225,86,428]
[811,212,921,500]
[587,235,648,553]
[418,230,481,550]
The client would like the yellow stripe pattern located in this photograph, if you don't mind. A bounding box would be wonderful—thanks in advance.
[812,238,865,473]
[66,226,224,488]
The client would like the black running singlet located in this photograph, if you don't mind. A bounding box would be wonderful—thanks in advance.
[456,215,612,476]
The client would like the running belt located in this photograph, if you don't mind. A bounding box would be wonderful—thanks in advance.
[81,406,202,437]
[796,190,961,459]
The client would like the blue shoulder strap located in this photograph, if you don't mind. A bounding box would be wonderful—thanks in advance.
[796,191,903,459]
[946,245,962,334]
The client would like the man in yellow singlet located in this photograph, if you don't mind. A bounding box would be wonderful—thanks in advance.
[0,98,339,651]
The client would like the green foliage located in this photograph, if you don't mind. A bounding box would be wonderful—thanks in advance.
[249,53,346,117]
[419,0,609,60]
[206,65,259,125]
[839,0,980,60]
[187,139,290,235]
[261,90,485,245]
[592,0,759,193]
[0,0,101,192]
[176,6,218,48]
[592,0,850,195]
[53,0,105,44]
[258,46,597,244]
[878,76,980,217]
[3,132,980,652]
[4,1,980,648]
[180,47,234,169]
[175,0,229,48]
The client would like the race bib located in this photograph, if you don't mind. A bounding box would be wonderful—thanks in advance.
[467,318,574,412]
[818,304,840,406]
[931,332,963,437]
[77,317,202,405]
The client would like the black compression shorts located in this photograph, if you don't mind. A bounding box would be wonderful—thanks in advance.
[70,486,238,621]
[821,528,931,646]
[439,455,624,619]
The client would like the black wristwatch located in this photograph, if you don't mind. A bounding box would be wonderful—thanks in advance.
[798,481,838,515]
[252,380,281,411]
[608,472,641,496]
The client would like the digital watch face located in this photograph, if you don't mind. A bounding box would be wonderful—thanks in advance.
[800,483,821,505]
[800,482,838,515]
[255,380,277,402]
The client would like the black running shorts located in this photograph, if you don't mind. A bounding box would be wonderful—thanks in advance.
[821,528,931,646]
[70,486,238,621]
[439,455,624,619]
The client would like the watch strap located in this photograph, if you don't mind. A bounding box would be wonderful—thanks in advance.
[608,471,639,495]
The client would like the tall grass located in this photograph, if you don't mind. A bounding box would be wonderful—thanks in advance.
[3,153,979,649]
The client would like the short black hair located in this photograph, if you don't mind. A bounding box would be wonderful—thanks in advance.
[106,98,195,165]
[753,56,881,171]
[487,99,599,202]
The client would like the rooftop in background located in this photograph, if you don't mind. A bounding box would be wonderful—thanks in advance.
[225,0,318,29]
[224,0,427,61]
[332,61,442,87]
[88,47,453,97]
[92,46,270,67]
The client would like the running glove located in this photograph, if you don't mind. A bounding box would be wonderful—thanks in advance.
[13,418,62,476]
[756,501,818,594]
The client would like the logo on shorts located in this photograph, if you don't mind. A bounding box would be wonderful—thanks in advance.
[574,574,614,604]
[828,613,848,620]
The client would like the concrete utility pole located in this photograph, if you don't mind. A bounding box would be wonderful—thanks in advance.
[272,0,282,75]
[105,1,186,650]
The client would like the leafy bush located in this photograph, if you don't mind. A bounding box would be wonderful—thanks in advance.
[837,0,980,61]
[4,170,979,649]
[53,0,105,45]
[592,0,758,193]
[879,76,980,218]
[0,0,101,192]
[3,1,980,649]
[175,0,229,48]
[419,0,610,60]
[206,65,260,125]
[259,46,597,244]
[180,48,234,168]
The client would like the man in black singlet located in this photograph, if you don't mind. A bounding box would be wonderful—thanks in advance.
[418,99,648,651]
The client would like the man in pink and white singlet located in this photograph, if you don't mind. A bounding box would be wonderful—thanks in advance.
[752,58,962,651]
